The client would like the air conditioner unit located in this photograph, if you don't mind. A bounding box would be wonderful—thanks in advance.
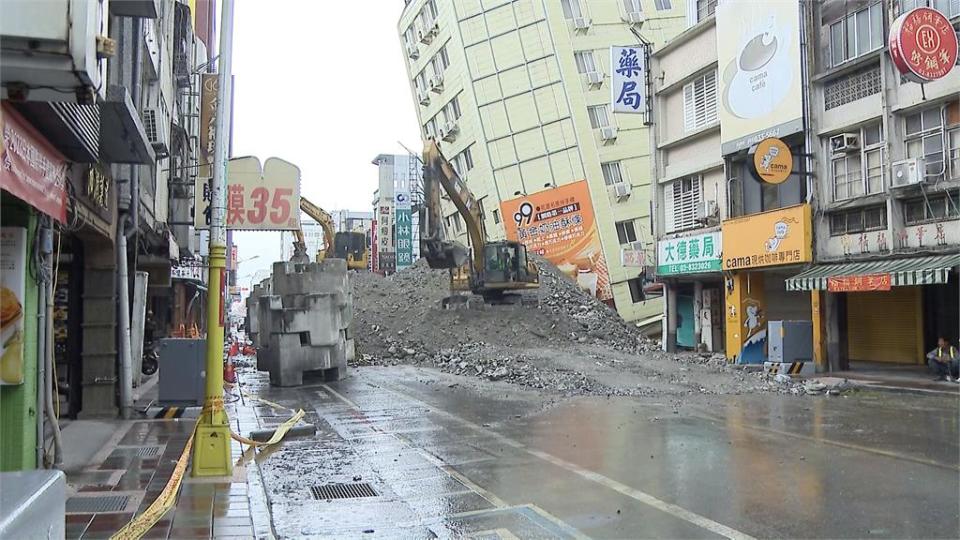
[418,90,431,105]
[890,158,924,188]
[573,17,591,30]
[829,133,860,154]
[611,182,631,199]
[406,43,419,59]
[444,120,459,134]
[586,71,604,85]
[625,11,645,24]
[428,19,440,36]
[142,107,168,158]
[429,74,444,93]
[695,200,718,221]
[442,121,458,142]
[600,126,618,141]
[418,29,433,44]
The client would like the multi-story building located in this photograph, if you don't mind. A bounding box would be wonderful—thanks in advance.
[788,0,960,370]
[280,218,327,262]
[398,0,688,322]
[651,0,959,370]
[650,1,725,352]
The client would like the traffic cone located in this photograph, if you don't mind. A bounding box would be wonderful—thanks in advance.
[224,358,237,384]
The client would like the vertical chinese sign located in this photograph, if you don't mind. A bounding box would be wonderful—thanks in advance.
[394,156,413,270]
[500,180,613,302]
[194,74,218,228]
[610,46,646,114]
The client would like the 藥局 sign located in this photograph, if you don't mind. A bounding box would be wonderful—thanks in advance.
[716,0,803,154]
[610,46,645,114]
[657,231,722,275]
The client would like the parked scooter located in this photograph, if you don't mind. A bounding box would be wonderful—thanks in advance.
[141,340,159,376]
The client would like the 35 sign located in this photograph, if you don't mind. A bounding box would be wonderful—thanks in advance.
[195,156,301,231]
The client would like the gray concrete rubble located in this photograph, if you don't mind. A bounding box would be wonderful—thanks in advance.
[249,260,353,386]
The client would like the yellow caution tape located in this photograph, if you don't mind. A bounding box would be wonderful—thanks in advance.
[110,423,198,540]
[110,397,304,540]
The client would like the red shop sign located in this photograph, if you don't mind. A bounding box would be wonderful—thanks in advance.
[889,7,959,83]
[0,104,68,222]
[827,273,892,293]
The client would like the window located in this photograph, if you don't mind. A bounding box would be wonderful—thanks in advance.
[627,278,645,303]
[901,0,960,18]
[453,213,463,233]
[443,95,461,123]
[831,121,884,201]
[601,162,624,186]
[654,0,672,10]
[425,0,438,20]
[828,206,887,236]
[903,193,960,225]
[492,209,500,224]
[616,220,638,245]
[415,71,428,93]
[623,0,642,15]
[828,3,883,68]
[561,0,583,19]
[949,127,960,180]
[905,107,944,178]
[438,46,449,70]
[574,51,597,74]
[425,118,437,138]
[403,26,416,46]
[696,0,717,21]
[682,70,718,132]
[461,147,474,171]
[587,105,611,129]
[666,176,702,232]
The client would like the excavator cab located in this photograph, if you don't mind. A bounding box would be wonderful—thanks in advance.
[334,231,368,270]
[474,241,539,297]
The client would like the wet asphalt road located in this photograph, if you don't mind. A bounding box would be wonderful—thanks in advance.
[246,366,960,539]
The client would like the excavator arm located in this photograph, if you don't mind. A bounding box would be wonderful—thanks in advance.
[420,139,486,273]
[290,196,336,263]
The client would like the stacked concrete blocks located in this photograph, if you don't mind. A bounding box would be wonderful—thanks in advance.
[254,259,353,386]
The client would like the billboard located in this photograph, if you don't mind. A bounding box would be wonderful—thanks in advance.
[500,180,612,302]
[195,156,301,230]
[1,228,26,385]
[610,46,646,114]
[716,0,803,155]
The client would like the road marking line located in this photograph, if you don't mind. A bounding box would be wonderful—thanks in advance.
[350,380,755,540]
[322,384,361,410]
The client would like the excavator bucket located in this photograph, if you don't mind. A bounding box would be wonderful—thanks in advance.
[421,238,468,269]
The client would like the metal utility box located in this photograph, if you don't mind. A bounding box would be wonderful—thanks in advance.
[158,338,206,406]
[767,320,813,363]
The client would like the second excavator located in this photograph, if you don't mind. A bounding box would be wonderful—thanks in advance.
[419,138,539,303]
[291,196,368,270]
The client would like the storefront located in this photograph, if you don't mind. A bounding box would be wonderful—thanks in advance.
[722,204,814,363]
[658,230,724,352]
[786,254,960,367]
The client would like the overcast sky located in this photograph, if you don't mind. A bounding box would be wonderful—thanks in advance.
[230,1,420,287]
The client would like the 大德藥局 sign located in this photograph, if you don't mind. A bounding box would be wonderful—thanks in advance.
[194,156,301,231]
[610,46,646,114]
[889,7,958,83]
[657,231,722,275]
[715,0,804,155]
[722,204,812,270]
[501,180,613,302]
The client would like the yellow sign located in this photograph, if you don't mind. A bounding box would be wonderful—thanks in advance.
[722,204,811,270]
[752,138,792,184]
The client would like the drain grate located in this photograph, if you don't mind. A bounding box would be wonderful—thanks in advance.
[66,494,130,514]
[109,446,162,458]
[310,483,378,501]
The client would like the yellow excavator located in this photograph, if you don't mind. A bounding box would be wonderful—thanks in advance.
[420,139,539,302]
[291,196,368,270]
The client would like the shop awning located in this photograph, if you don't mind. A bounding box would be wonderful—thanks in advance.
[786,254,960,291]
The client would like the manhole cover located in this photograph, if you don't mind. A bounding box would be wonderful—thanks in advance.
[109,446,162,458]
[66,494,130,514]
[310,483,378,501]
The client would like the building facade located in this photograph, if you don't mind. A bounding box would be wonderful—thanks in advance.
[372,153,423,272]
[651,0,959,369]
[398,0,688,322]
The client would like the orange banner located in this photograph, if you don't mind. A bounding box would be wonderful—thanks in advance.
[500,180,612,301]
[827,274,891,292]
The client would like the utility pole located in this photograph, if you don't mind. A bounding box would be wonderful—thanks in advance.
[193,0,234,477]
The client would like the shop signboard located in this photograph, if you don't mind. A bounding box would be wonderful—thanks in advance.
[0,227,26,385]
[751,138,793,184]
[171,258,205,282]
[198,73,218,178]
[500,180,613,301]
[395,160,413,270]
[722,204,812,270]
[0,104,68,222]
[395,208,413,269]
[194,156,301,230]
[610,45,646,114]
[657,231,722,275]
[371,219,378,272]
[715,0,804,155]
[889,7,958,83]
[827,274,892,292]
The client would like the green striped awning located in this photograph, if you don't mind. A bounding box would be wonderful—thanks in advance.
[786,254,960,291]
